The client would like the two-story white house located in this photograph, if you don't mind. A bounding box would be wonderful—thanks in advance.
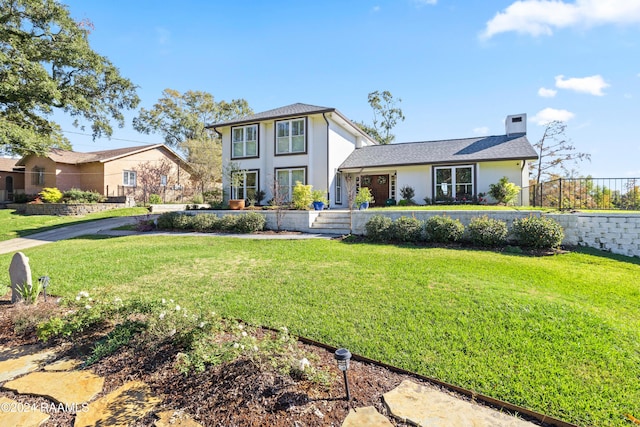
[210,103,538,208]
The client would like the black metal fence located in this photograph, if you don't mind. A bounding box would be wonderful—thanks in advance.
[524,178,640,210]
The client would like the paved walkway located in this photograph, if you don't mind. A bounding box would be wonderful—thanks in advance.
[0,345,540,427]
[0,215,337,255]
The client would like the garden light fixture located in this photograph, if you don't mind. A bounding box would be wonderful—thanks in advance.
[38,276,50,301]
[334,348,352,401]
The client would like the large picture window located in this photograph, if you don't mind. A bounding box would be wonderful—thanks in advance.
[232,124,258,158]
[231,170,258,201]
[31,166,45,186]
[435,165,474,202]
[276,118,305,154]
[276,167,306,201]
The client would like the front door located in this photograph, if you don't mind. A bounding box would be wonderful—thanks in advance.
[5,176,13,201]
[362,174,389,207]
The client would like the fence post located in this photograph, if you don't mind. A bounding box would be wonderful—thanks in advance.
[559,179,563,210]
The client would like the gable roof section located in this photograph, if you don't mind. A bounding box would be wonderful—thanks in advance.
[208,102,378,145]
[339,133,537,170]
[16,144,190,169]
[0,158,23,172]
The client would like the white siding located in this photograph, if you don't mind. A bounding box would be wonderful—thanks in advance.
[477,160,528,205]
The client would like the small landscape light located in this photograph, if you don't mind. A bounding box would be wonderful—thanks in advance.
[38,276,50,301]
[334,348,352,401]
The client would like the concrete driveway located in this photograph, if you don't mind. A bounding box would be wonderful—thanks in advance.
[0,216,144,255]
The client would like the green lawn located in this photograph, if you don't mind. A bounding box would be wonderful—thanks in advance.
[1,236,638,426]
[0,207,149,241]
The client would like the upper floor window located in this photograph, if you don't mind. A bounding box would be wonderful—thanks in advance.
[123,170,137,187]
[276,118,305,154]
[232,124,258,158]
[31,166,45,186]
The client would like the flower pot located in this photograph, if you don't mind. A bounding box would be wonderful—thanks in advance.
[359,201,370,210]
[229,199,245,210]
[312,201,325,211]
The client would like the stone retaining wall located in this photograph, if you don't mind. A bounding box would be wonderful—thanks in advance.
[7,203,128,216]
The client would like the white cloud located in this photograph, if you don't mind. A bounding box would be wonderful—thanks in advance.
[156,27,171,45]
[371,5,381,12]
[555,74,610,95]
[538,87,557,97]
[532,107,575,124]
[413,0,437,6]
[624,93,633,98]
[481,0,640,39]
[473,126,490,135]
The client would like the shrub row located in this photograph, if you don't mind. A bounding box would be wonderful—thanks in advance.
[156,212,266,234]
[365,214,564,249]
[37,187,106,203]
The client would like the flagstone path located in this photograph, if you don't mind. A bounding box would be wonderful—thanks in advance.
[0,345,540,427]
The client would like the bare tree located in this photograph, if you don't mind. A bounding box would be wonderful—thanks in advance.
[356,90,405,145]
[344,174,358,233]
[531,121,591,186]
[267,174,289,231]
[134,160,175,203]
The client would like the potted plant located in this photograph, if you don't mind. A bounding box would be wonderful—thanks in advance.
[355,187,374,210]
[311,189,328,210]
[225,162,247,210]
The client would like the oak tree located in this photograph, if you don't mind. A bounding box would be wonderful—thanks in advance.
[0,0,139,155]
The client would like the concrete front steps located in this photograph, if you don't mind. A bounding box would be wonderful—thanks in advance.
[310,211,352,234]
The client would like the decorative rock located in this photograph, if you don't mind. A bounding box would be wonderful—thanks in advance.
[341,406,393,427]
[0,396,49,426]
[0,346,56,382]
[43,358,83,371]
[3,371,104,406]
[383,380,536,427]
[74,380,161,427]
[155,410,203,427]
[9,252,32,303]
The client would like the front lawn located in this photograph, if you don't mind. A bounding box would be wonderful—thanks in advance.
[1,237,638,426]
[0,207,149,241]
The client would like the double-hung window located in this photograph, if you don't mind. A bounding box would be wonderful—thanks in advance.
[276,118,305,154]
[123,170,137,187]
[435,165,474,202]
[231,170,258,201]
[276,167,305,201]
[31,167,45,186]
[232,124,258,158]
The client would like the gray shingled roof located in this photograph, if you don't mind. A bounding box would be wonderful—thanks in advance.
[208,103,335,128]
[339,133,537,169]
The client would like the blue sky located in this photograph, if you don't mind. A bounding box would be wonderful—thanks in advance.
[59,0,640,178]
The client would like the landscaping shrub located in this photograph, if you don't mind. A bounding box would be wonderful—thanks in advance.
[397,200,409,206]
[512,216,564,249]
[467,215,508,247]
[488,176,521,205]
[149,194,162,204]
[234,212,266,233]
[62,188,105,203]
[365,215,393,242]
[389,216,424,242]
[292,181,312,210]
[156,212,192,230]
[399,185,415,203]
[218,215,238,231]
[425,215,464,243]
[39,187,63,203]
[190,214,220,232]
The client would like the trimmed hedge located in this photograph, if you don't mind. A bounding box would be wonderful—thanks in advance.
[389,216,424,242]
[365,215,393,242]
[467,216,508,247]
[425,215,464,243]
[156,212,265,234]
[512,216,564,249]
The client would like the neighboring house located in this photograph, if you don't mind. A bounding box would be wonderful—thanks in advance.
[16,144,194,202]
[0,158,25,202]
[210,103,538,208]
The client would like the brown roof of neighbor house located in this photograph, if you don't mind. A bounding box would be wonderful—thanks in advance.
[0,158,23,172]
[15,144,191,170]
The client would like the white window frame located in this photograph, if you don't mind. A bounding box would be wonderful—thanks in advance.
[231,124,258,158]
[276,167,306,201]
[434,165,474,201]
[335,172,342,205]
[160,175,167,187]
[275,118,306,155]
[123,170,137,187]
[231,170,258,201]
